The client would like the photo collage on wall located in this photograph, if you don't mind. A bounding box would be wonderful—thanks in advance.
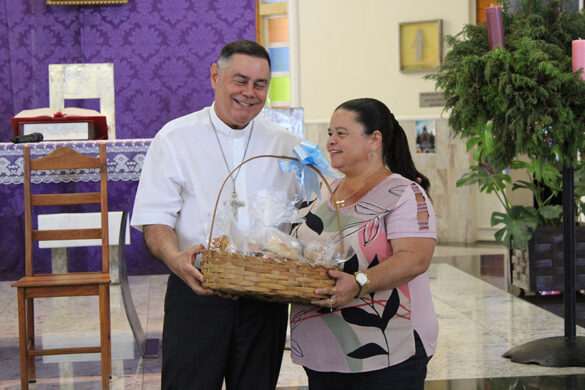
[415,119,436,154]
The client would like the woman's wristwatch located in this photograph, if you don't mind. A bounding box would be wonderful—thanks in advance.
[354,271,370,298]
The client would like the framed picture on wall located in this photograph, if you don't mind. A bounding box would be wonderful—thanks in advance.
[399,19,442,73]
[47,0,127,4]
[415,120,436,154]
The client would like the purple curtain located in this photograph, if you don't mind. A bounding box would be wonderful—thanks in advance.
[0,0,255,278]
[0,0,256,141]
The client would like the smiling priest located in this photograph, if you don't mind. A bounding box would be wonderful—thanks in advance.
[131,40,300,390]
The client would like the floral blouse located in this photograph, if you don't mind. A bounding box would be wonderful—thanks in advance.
[290,174,438,373]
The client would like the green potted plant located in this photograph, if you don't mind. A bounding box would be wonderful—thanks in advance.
[428,0,585,292]
[458,123,585,249]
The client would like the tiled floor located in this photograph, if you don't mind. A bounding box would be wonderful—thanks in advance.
[1,244,585,389]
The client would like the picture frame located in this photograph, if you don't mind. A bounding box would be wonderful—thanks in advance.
[415,120,436,154]
[399,19,442,73]
[47,0,127,5]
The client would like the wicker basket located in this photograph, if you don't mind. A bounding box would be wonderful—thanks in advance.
[201,154,343,304]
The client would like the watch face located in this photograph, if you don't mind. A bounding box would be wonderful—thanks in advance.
[356,273,368,285]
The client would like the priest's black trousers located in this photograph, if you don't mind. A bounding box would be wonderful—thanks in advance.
[161,273,288,390]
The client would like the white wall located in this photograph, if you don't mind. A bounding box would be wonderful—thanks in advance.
[296,0,505,243]
[297,0,471,122]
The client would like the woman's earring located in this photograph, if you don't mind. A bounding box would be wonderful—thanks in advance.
[368,151,376,161]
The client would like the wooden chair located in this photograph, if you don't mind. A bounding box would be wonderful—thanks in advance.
[12,143,111,390]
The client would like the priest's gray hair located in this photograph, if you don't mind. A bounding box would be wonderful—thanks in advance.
[216,40,271,70]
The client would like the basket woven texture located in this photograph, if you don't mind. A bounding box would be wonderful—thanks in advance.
[201,155,343,304]
[201,251,336,304]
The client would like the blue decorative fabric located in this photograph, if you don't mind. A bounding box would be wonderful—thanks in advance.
[279,140,341,200]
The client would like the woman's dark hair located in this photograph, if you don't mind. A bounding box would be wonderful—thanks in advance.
[335,98,431,194]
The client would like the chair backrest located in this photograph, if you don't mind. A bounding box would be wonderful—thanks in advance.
[49,63,116,139]
[37,211,130,249]
[23,143,109,276]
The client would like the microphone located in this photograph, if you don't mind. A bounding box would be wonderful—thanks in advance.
[11,132,44,144]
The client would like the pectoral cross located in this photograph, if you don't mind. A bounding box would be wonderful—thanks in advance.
[230,190,245,221]
[412,28,425,62]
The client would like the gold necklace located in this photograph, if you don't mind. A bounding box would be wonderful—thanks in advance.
[333,169,382,208]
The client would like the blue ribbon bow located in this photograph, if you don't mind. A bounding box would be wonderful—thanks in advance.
[278,140,342,200]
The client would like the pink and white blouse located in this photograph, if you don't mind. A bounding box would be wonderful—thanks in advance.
[290,173,438,373]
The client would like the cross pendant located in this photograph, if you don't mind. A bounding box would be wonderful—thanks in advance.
[230,190,245,221]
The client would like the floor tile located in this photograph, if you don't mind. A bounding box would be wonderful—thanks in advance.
[2,244,585,389]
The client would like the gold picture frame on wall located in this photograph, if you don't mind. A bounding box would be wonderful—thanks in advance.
[476,0,500,25]
[399,19,443,73]
[47,0,128,5]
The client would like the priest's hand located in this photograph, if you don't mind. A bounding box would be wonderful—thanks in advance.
[143,224,214,296]
[177,243,216,296]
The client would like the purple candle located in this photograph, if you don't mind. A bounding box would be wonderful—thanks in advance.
[486,5,505,50]
[573,40,585,80]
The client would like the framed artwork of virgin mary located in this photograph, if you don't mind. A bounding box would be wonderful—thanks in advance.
[399,19,443,72]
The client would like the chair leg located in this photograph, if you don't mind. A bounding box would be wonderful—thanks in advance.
[16,289,29,390]
[26,296,36,382]
[99,283,111,389]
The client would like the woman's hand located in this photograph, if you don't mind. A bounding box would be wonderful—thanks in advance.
[309,237,435,310]
[311,269,360,310]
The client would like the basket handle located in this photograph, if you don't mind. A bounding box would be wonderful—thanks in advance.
[206,154,344,256]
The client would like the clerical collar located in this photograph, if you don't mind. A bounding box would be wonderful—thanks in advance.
[209,103,252,139]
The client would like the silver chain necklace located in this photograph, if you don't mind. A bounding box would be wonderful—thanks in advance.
[209,111,254,221]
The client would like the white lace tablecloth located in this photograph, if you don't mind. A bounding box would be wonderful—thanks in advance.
[0,139,151,184]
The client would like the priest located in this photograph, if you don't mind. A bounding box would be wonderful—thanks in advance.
[131,40,300,390]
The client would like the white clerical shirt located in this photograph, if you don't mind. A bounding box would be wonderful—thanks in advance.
[131,103,300,266]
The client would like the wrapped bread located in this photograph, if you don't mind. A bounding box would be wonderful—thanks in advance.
[210,235,229,250]
[266,233,302,260]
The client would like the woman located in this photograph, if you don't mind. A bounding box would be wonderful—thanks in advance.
[290,98,437,389]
